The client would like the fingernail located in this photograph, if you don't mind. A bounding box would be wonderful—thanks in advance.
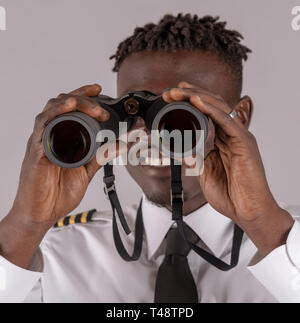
[94,84,102,91]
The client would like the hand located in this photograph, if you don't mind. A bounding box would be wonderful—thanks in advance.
[9,84,113,230]
[163,82,294,256]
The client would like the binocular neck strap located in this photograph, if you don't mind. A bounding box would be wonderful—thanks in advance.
[170,158,244,271]
[103,164,144,261]
[104,161,244,270]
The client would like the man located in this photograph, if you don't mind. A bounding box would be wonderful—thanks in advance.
[0,13,299,303]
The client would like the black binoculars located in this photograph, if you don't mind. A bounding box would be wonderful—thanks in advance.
[42,90,210,168]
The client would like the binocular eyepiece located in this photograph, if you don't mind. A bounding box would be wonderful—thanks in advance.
[43,90,210,168]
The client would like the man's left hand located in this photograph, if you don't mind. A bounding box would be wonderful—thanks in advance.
[163,82,294,257]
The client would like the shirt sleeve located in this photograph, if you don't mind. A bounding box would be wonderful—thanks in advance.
[248,217,300,303]
[0,251,42,303]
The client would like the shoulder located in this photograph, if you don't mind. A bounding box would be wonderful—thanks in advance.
[43,203,140,239]
[40,209,111,249]
[40,204,140,255]
[52,209,110,228]
[53,209,97,228]
[49,209,112,234]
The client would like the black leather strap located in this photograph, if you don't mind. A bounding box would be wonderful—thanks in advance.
[104,163,144,261]
[103,160,244,270]
[104,164,131,235]
[170,158,244,271]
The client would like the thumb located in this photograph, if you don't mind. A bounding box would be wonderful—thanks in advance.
[198,150,225,186]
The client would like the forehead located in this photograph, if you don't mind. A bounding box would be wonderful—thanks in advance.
[117,49,237,104]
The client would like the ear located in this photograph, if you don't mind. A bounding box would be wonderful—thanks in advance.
[234,95,253,129]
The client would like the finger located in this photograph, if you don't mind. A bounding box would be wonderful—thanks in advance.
[169,88,192,101]
[162,91,173,103]
[178,83,227,106]
[165,87,225,106]
[198,149,229,199]
[190,95,245,138]
[69,84,102,97]
[178,81,197,89]
[33,98,77,142]
[36,93,109,143]
[215,136,228,154]
[176,89,244,128]
[202,100,243,127]
[164,88,244,130]
[56,94,110,122]
[228,109,243,126]
[163,88,197,102]
[215,125,230,143]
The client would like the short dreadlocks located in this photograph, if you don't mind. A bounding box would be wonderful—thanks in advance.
[110,13,251,95]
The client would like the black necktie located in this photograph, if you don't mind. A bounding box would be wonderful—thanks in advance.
[154,223,200,303]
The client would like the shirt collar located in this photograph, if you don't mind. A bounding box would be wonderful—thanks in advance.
[142,194,233,260]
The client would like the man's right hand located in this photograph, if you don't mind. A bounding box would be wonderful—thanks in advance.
[10,84,110,229]
[0,84,114,269]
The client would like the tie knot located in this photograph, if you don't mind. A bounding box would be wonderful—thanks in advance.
[165,224,200,257]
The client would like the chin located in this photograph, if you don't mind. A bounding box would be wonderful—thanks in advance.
[125,163,201,208]
[144,189,171,208]
[125,164,171,206]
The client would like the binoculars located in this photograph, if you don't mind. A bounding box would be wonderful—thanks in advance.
[42,90,210,168]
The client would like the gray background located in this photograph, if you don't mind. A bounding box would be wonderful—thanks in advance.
[0,0,299,219]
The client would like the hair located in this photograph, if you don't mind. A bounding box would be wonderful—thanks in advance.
[110,13,252,95]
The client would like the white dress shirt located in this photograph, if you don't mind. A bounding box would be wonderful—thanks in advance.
[0,195,300,303]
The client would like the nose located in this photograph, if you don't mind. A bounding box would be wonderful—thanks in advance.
[132,117,150,135]
[126,117,152,147]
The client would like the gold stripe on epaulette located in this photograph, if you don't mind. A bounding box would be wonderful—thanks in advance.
[80,211,89,224]
[57,217,65,228]
[69,214,77,225]
[53,209,96,228]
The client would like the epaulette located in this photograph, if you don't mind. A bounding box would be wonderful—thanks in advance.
[53,209,97,228]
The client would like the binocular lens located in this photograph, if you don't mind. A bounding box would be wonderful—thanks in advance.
[158,109,200,151]
[48,120,91,164]
[152,105,206,156]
